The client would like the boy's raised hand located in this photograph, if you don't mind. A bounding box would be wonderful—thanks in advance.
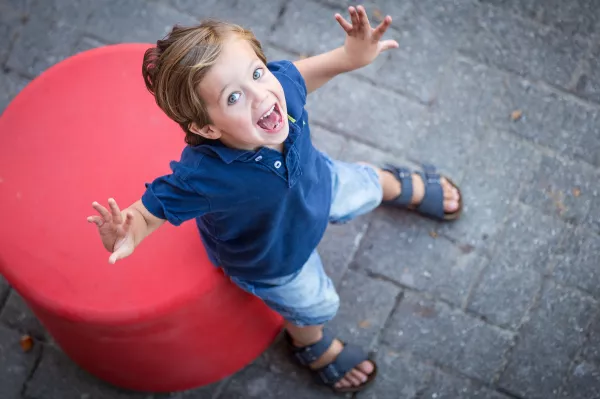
[87,198,135,264]
[335,5,399,69]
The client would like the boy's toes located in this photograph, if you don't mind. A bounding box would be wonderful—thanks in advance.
[334,378,351,389]
[350,368,368,383]
[441,177,460,213]
[356,359,375,375]
[333,360,374,389]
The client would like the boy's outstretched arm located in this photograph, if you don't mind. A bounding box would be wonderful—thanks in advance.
[87,198,165,264]
[293,5,398,94]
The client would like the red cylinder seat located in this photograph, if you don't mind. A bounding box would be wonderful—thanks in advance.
[0,44,283,392]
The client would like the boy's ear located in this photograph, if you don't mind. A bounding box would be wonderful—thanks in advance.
[189,122,221,140]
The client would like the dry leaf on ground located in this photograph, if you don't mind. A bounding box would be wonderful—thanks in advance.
[20,335,33,352]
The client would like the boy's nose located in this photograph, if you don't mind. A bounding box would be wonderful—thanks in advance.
[251,93,268,110]
[248,85,268,109]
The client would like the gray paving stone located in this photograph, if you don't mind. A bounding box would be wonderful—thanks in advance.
[218,364,333,399]
[172,0,286,43]
[410,0,480,45]
[270,0,345,57]
[499,281,597,399]
[338,138,407,166]
[483,74,599,165]
[329,270,401,349]
[421,368,511,399]
[86,1,198,45]
[434,50,598,164]
[318,216,369,285]
[557,102,600,167]
[6,0,92,77]
[407,107,476,187]
[490,203,571,274]
[310,126,347,160]
[549,99,599,168]
[466,204,570,328]
[164,384,224,399]
[462,4,589,89]
[431,57,600,166]
[353,215,486,307]
[0,324,41,399]
[553,226,600,297]
[73,36,108,56]
[319,0,412,24]
[0,1,26,66]
[253,333,302,377]
[357,10,452,104]
[306,74,425,152]
[577,42,600,105]
[587,194,600,234]
[0,276,9,305]
[261,44,295,65]
[519,155,599,225]
[382,292,514,382]
[560,360,600,399]
[355,349,433,399]
[581,313,600,364]
[0,0,35,15]
[479,0,599,36]
[436,130,543,251]
[467,256,543,330]
[0,290,50,341]
[407,58,498,180]
[565,108,600,169]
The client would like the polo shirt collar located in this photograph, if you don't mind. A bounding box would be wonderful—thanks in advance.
[195,141,255,164]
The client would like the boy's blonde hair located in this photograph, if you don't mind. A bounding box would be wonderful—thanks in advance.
[142,20,267,146]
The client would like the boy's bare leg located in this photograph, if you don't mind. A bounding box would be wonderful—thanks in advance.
[360,163,460,212]
[285,322,374,389]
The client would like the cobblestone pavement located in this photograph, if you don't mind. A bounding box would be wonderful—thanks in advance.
[1,0,600,398]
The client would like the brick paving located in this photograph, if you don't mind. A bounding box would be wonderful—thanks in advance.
[1,0,600,398]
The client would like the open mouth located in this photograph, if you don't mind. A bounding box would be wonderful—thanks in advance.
[257,102,284,133]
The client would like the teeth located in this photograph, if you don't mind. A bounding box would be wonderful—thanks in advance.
[260,105,275,120]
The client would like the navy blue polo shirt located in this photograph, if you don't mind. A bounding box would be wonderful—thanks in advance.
[141,60,332,280]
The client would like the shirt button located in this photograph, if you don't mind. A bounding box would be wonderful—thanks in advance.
[255,155,263,161]
[274,161,282,169]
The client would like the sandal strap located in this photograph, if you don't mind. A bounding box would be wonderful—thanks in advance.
[414,166,445,219]
[382,164,413,206]
[315,342,369,385]
[286,330,335,366]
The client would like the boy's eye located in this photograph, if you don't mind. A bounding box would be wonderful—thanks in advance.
[253,67,264,80]
[227,92,241,105]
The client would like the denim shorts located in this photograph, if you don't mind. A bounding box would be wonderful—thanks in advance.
[229,154,383,326]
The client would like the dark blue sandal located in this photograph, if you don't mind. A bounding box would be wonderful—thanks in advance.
[285,330,377,393]
[382,163,462,221]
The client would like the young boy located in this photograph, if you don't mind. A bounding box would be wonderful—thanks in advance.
[87,5,461,393]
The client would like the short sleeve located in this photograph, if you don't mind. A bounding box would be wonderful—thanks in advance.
[268,60,307,121]
[141,161,210,226]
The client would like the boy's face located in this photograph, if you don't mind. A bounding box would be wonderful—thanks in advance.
[195,37,289,151]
